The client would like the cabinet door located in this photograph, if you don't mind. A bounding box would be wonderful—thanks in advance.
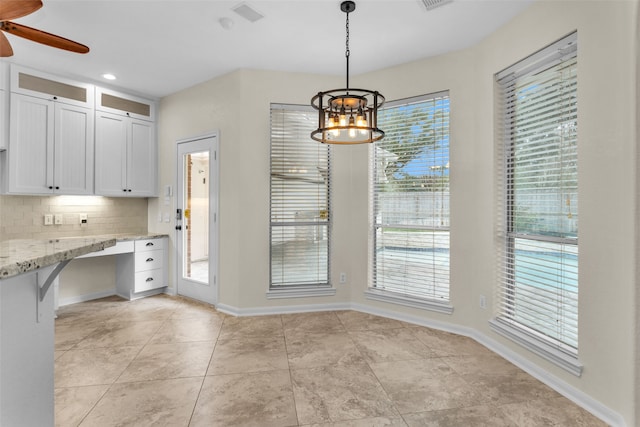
[95,111,128,196]
[0,90,6,151]
[8,94,53,194]
[54,103,94,194]
[127,118,156,197]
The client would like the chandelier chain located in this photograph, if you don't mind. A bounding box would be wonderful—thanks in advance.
[345,12,350,59]
[345,10,350,89]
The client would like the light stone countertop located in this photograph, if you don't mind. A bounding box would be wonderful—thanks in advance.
[0,237,117,279]
[90,233,169,242]
[0,233,170,279]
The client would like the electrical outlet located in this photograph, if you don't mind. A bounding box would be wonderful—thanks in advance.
[79,213,88,225]
[479,295,487,309]
[339,272,347,284]
[54,214,63,225]
[44,214,53,225]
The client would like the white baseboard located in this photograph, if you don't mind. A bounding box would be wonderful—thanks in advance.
[215,302,351,317]
[58,289,116,306]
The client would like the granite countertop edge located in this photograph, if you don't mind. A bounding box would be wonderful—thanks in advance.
[0,233,169,279]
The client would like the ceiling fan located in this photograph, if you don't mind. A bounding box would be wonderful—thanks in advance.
[0,0,89,57]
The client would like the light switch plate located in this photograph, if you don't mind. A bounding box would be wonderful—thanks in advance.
[54,214,63,225]
[44,214,53,225]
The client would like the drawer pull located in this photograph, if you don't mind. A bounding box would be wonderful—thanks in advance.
[146,257,154,262]
[145,277,154,282]
[145,242,154,246]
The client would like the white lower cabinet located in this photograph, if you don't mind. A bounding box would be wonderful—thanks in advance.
[116,237,167,300]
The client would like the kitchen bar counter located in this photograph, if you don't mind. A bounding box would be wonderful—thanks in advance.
[0,236,117,279]
[0,234,167,425]
[0,235,121,427]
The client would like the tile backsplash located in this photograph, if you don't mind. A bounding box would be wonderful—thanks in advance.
[0,195,148,240]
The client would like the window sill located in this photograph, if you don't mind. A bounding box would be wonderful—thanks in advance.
[364,289,453,315]
[266,286,336,299]
[489,317,583,377]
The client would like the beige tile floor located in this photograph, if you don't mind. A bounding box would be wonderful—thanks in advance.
[54,295,608,427]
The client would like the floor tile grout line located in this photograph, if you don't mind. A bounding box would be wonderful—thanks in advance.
[55,296,607,427]
[188,302,224,426]
[281,314,304,426]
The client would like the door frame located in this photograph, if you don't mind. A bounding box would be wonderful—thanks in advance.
[175,131,219,305]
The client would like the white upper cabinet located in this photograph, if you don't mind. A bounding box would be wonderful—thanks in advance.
[94,88,157,197]
[0,63,7,151]
[95,87,155,121]
[11,65,93,108]
[1,65,157,197]
[6,66,94,195]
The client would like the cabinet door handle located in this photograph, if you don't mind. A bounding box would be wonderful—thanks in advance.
[49,186,53,189]
[145,277,154,282]
[146,257,154,262]
[128,189,132,192]
[145,242,154,246]
[55,186,60,190]
[123,189,127,192]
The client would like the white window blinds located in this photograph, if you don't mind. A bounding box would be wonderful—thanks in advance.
[371,93,450,303]
[495,33,579,356]
[270,104,330,288]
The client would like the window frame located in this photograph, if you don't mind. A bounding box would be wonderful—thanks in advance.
[268,103,335,299]
[366,92,453,314]
[490,32,582,376]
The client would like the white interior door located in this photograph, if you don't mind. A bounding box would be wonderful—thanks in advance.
[176,134,218,304]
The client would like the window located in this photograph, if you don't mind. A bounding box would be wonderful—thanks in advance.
[269,104,332,295]
[491,33,580,375]
[367,92,451,313]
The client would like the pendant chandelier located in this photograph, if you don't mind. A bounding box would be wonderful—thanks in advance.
[310,1,385,144]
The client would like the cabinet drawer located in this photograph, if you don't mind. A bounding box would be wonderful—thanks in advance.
[134,249,163,272]
[135,238,164,252]
[134,268,163,292]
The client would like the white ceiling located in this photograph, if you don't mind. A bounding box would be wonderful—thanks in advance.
[4,0,534,99]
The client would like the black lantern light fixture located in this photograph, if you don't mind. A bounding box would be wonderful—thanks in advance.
[310,1,385,144]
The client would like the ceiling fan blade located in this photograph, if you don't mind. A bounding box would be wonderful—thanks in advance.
[0,1,42,21]
[1,21,89,54]
[0,31,13,57]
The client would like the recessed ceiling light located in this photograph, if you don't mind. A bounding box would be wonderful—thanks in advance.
[102,73,117,80]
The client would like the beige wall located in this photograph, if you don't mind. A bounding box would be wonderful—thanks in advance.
[152,69,348,308]
[154,1,638,425]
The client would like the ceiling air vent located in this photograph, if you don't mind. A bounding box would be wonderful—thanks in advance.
[420,0,453,11]
[232,3,265,23]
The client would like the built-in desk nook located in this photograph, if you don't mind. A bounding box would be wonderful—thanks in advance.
[73,234,168,301]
